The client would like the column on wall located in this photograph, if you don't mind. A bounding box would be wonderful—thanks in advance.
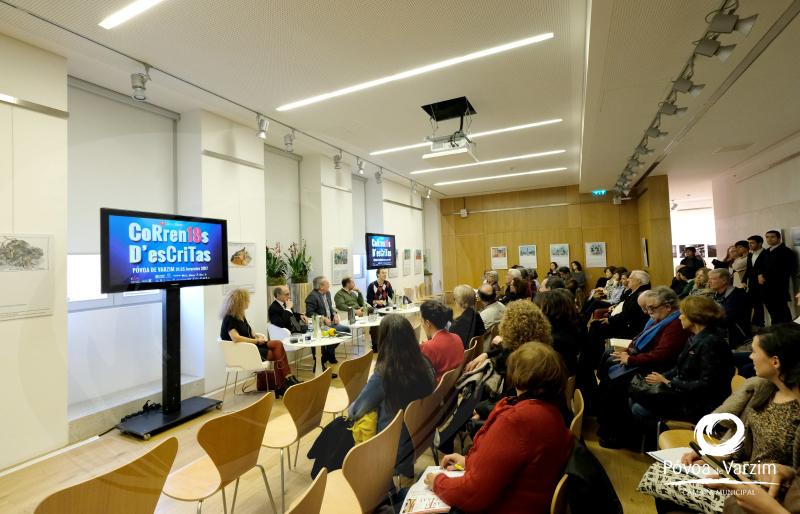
[299,155,353,290]
[0,34,69,469]
[177,110,267,392]
[636,175,673,287]
[381,181,426,297]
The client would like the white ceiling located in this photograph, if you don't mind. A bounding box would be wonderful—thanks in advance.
[0,0,798,200]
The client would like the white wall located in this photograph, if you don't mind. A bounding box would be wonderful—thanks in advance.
[0,34,69,469]
[178,110,267,392]
[423,197,443,293]
[264,148,300,248]
[351,177,367,291]
[382,180,425,296]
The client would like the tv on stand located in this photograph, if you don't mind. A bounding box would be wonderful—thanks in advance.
[100,208,229,439]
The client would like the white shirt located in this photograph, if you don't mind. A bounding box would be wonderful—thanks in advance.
[750,247,763,265]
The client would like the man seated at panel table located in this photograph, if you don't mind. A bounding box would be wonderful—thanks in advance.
[305,276,350,370]
[268,285,309,334]
[334,276,369,317]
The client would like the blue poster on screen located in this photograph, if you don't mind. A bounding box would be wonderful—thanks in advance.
[106,214,226,288]
[367,234,396,268]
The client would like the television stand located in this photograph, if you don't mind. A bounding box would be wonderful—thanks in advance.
[117,285,220,439]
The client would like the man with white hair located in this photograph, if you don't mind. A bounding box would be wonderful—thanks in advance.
[483,270,500,296]
[305,276,349,371]
[709,268,750,347]
[499,268,524,304]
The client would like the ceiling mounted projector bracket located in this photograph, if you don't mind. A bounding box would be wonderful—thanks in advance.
[420,96,478,163]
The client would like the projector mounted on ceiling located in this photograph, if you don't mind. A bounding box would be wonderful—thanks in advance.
[420,96,478,165]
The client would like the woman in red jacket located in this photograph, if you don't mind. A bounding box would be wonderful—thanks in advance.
[424,342,573,514]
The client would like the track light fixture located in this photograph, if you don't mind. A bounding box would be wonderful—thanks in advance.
[426,188,432,199]
[333,150,342,170]
[636,144,654,155]
[672,77,705,97]
[694,38,736,62]
[375,168,383,184]
[256,114,269,140]
[628,158,643,169]
[671,201,678,211]
[411,181,418,194]
[646,126,668,139]
[356,158,365,175]
[659,102,688,116]
[709,13,758,36]
[283,131,295,153]
[130,64,151,101]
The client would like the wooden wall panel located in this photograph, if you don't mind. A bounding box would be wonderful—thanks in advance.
[455,233,486,285]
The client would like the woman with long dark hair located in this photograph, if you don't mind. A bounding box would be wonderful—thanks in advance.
[535,289,581,375]
[348,314,435,479]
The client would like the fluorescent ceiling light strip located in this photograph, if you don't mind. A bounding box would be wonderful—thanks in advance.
[276,33,554,111]
[434,167,567,186]
[410,149,565,175]
[99,0,168,29]
[369,118,563,156]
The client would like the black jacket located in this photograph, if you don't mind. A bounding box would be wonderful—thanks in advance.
[763,243,798,300]
[449,307,486,348]
[551,322,580,375]
[268,300,304,333]
[565,439,623,514]
[714,287,751,348]
[305,289,336,320]
[608,284,651,339]
[663,325,734,416]
[744,249,768,290]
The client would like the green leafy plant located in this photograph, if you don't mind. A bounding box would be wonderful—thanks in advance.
[285,241,312,283]
[266,243,288,285]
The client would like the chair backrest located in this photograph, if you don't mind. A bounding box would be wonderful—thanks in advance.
[565,376,577,409]
[569,389,584,439]
[35,437,178,514]
[197,392,274,487]
[405,371,455,462]
[284,367,333,439]
[433,367,461,428]
[342,410,405,513]
[286,468,327,514]
[550,473,569,514]
[413,322,422,344]
[404,287,415,302]
[339,350,374,404]
[731,374,746,393]
[463,338,481,367]
[219,339,265,372]
[267,323,291,341]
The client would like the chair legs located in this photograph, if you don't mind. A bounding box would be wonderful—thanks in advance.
[221,372,230,405]
[294,441,300,469]
[231,477,240,514]
[197,500,203,514]
[222,486,228,514]
[280,448,286,513]
[257,464,278,514]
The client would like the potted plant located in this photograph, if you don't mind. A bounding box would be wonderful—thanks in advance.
[266,243,288,286]
[285,241,313,313]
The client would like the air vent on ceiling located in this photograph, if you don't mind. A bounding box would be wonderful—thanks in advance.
[713,143,754,154]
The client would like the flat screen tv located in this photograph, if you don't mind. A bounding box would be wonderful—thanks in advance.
[100,208,228,293]
[365,233,397,270]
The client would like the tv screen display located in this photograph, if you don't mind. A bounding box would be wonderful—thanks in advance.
[365,233,397,270]
[101,208,228,293]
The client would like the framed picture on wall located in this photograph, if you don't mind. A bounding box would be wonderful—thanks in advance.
[584,242,607,268]
[332,247,350,284]
[490,246,508,270]
[414,249,423,274]
[518,245,537,269]
[549,244,570,268]
[403,248,412,275]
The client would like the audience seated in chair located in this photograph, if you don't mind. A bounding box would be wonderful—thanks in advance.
[419,300,464,383]
[449,284,486,348]
[334,276,369,317]
[534,289,580,375]
[268,285,309,333]
[424,342,574,514]
[708,267,751,349]
[220,288,299,396]
[348,314,435,482]
[305,276,349,370]
[477,283,506,330]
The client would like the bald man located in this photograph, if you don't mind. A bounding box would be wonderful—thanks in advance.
[478,283,506,328]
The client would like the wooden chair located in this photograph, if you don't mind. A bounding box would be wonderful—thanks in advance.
[731,373,746,392]
[569,389,584,439]
[263,367,333,513]
[413,320,423,344]
[429,367,463,464]
[35,437,178,514]
[219,338,276,404]
[285,468,327,514]
[404,287,415,302]
[550,473,569,514]
[462,337,481,368]
[404,371,458,465]
[319,410,405,514]
[163,393,277,514]
[323,350,373,418]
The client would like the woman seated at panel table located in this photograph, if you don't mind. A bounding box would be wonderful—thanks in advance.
[424,342,574,514]
[219,288,300,396]
[348,314,435,483]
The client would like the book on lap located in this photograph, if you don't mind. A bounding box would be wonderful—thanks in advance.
[400,465,465,514]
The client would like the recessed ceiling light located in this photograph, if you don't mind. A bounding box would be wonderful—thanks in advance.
[369,118,563,156]
[276,32,554,111]
[434,167,566,186]
[99,0,168,29]
[410,149,565,175]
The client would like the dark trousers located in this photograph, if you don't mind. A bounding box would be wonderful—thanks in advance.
[595,349,638,439]
[764,294,792,324]
[748,287,765,327]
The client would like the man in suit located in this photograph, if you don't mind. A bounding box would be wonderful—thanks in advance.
[709,268,751,348]
[745,234,767,327]
[268,285,308,334]
[760,230,797,324]
[305,276,349,368]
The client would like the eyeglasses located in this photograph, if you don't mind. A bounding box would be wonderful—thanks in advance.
[645,303,664,313]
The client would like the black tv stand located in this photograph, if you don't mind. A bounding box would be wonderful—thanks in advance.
[117,285,220,439]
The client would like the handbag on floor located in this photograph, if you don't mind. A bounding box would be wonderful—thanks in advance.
[637,462,726,514]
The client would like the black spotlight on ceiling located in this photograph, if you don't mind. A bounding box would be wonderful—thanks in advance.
[694,38,736,62]
[672,77,705,97]
[659,101,688,116]
[636,144,655,155]
[710,12,758,36]
[646,126,668,139]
